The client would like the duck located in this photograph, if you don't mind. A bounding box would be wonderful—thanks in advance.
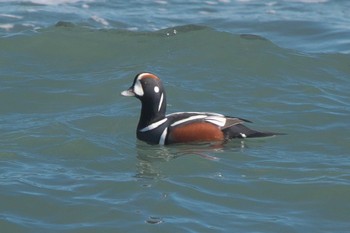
[121,72,282,145]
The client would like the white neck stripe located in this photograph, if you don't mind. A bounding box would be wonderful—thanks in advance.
[158,93,164,112]
[139,118,167,132]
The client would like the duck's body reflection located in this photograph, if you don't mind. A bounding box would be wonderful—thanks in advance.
[134,140,247,179]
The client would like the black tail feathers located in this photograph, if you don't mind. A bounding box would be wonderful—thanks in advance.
[223,124,285,139]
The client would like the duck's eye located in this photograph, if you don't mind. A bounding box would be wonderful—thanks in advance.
[154,86,160,93]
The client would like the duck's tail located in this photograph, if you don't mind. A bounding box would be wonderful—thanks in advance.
[223,124,285,139]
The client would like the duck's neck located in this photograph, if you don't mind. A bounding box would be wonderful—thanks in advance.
[137,93,167,130]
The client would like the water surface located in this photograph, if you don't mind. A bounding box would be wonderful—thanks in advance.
[1,0,350,232]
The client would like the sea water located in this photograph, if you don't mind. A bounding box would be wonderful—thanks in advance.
[1,1,349,232]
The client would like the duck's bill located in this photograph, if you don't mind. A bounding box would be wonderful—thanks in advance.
[121,89,135,97]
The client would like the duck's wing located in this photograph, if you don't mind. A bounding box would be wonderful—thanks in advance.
[166,112,251,129]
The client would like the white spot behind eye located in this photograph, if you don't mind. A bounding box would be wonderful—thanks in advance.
[154,86,160,93]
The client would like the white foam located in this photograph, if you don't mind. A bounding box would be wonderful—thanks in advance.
[287,0,328,3]
[91,15,109,26]
[0,24,14,31]
[154,0,168,4]
[25,0,89,5]
[0,14,23,19]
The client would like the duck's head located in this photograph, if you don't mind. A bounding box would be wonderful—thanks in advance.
[121,72,167,122]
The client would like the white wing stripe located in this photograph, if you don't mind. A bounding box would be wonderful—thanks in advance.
[139,118,167,132]
[167,111,224,117]
[205,116,226,127]
[170,115,207,127]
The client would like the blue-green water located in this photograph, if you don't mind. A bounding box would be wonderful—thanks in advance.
[1,1,350,233]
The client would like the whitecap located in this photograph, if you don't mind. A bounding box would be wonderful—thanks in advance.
[0,24,14,30]
[287,0,328,3]
[91,15,109,26]
[0,13,23,19]
[24,0,93,5]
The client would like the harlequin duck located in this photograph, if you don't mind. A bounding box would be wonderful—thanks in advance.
[121,72,282,145]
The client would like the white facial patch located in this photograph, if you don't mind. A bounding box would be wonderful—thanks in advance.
[133,79,144,96]
[154,86,160,93]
